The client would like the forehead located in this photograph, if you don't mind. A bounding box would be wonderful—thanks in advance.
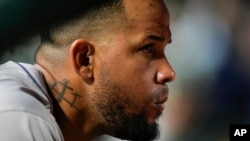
[122,0,170,35]
[123,0,169,23]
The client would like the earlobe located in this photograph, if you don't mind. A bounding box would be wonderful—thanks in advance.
[70,39,94,81]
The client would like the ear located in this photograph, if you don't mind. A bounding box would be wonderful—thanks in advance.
[70,39,94,82]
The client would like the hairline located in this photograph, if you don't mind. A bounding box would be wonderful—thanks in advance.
[35,0,126,64]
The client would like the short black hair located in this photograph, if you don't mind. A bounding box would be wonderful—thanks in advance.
[40,0,123,46]
[35,0,124,63]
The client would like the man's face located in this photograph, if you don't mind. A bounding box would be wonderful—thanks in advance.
[91,0,175,140]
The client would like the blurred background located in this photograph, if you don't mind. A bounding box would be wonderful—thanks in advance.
[1,0,250,141]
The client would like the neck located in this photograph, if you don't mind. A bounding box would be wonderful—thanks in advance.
[52,99,103,141]
[34,62,104,141]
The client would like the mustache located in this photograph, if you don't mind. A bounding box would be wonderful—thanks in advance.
[155,84,169,97]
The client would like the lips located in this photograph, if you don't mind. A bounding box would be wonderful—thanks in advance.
[154,96,168,112]
[146,95,168,124]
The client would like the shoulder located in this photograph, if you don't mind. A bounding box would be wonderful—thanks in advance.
[0,61,64,139]
[0,61,52,113]
[0,111,64,141]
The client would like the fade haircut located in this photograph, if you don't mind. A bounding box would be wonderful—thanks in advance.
[35,0,124,63]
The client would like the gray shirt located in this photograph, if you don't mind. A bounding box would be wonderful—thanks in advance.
[0,61,64,141]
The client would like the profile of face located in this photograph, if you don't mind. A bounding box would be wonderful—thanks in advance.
[91,0,175,140]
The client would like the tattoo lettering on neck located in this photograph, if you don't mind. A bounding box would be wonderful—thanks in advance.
[50,79,82,111]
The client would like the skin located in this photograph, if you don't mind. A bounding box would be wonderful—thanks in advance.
[35,0,175,140]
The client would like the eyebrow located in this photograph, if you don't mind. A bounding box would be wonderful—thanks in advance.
[148,34,172,44]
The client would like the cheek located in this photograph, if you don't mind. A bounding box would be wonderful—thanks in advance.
[125,65,156,95]
[100,54,157,108]
[119,71,156,112]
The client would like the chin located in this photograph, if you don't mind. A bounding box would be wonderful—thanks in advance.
[146,109,163,125]
[112,113,160,141]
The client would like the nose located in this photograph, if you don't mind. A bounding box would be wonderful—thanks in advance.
[156,58,176,84]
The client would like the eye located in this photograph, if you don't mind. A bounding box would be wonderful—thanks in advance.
[139,44,154,53]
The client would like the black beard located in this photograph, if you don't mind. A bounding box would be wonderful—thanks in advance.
[96,99,160,141]
[114,113,160,141]
[94,87,160,141]
[93,67,160,141]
